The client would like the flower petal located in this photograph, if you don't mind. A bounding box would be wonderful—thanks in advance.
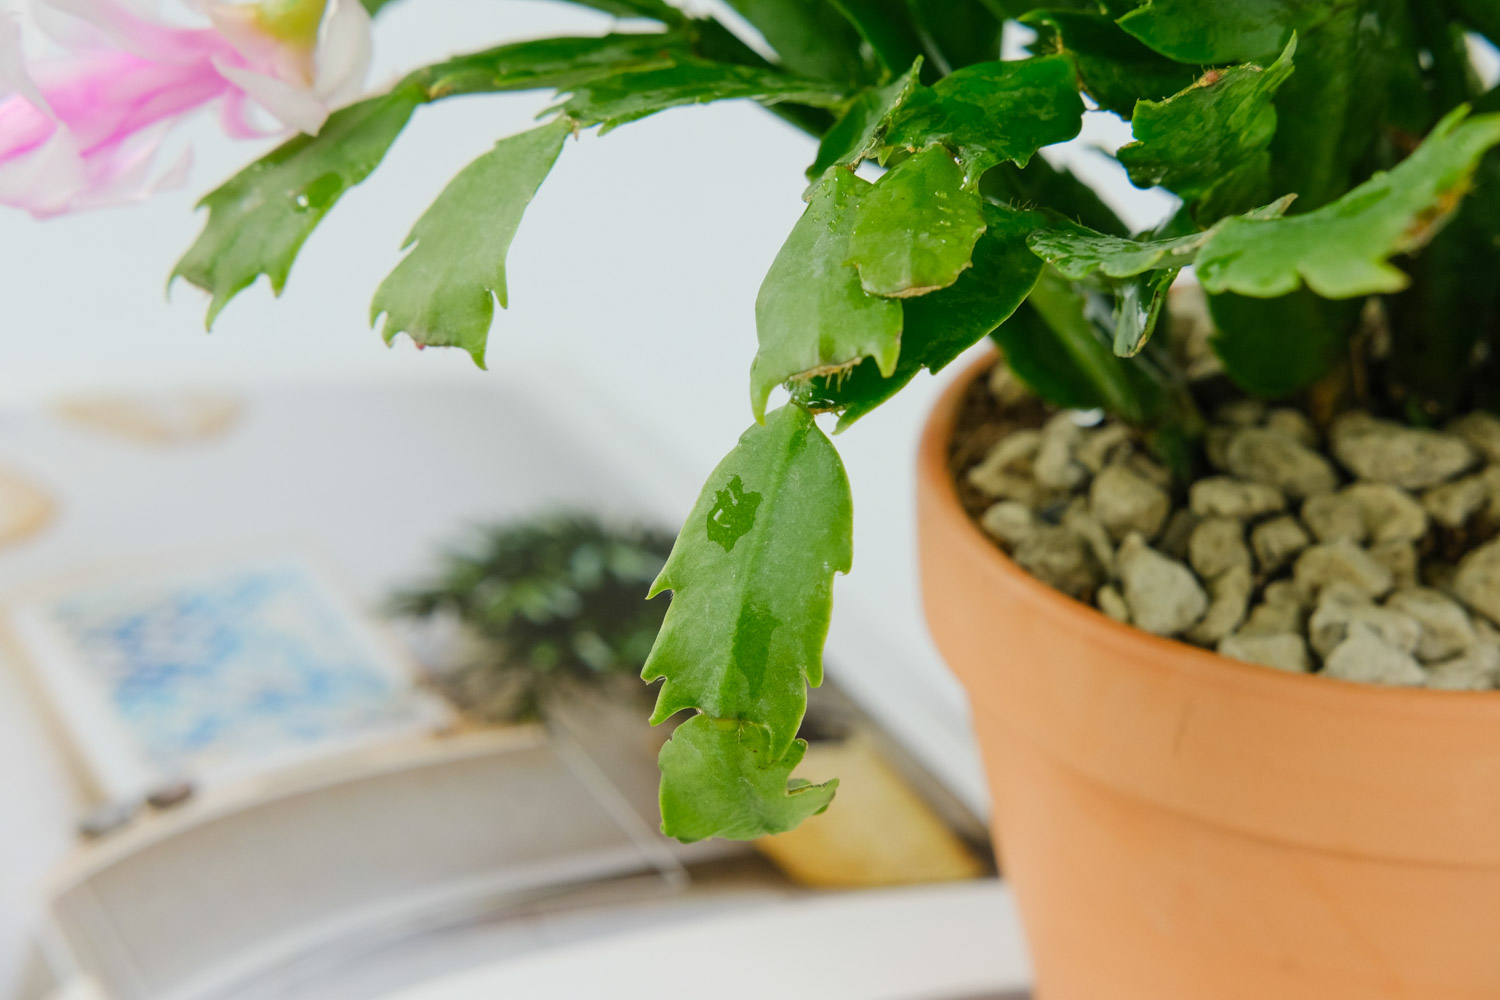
[0,126,87,216]
[212,56,326,133]
[43,0,234,68]
[0,14,53,114]
[69,123,191,210]
[312,0,369,105]
[217,84,276,138]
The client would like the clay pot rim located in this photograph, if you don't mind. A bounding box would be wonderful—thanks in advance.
[924,350,1500,721]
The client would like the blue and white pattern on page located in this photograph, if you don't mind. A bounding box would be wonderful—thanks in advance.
[45,559,435,781]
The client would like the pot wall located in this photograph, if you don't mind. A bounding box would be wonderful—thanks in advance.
[917,354,1500,1000]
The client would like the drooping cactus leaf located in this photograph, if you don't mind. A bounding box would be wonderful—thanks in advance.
[174,32,688,325]
[1117,39,1296,221]
[658,715,837,842]
[1196,109,1500,299]
[370,118,571,366]
[642,403,852,759]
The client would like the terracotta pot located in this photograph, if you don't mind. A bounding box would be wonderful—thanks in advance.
[917,354,1500,1000]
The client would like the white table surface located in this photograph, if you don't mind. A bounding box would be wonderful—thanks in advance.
[383,881,1031,1000]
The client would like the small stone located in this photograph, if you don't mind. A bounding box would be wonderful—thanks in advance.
[1300,491,1366,544]
[1013,526,1100,600]
[968,429,1042,499]
[1077,424,1132,474]
[1369,541,1419,591]
[1453,537,1500,625]
[1218,632,1312,673]
[980,501,1037,548]
[1422,473,1490,529]
[1117,532,1209,637]
[1320,580,1377,607]
[1189,476,1287,520]
[1240,600,1307,637]
[1386,587,1479,662]
[977,429,1041,472]
[1264,579,1314,609]
[1347,483,1429,543]
[1205,426,1234,471]
[1294,540,1395,599]
[1034,412,1089,491]
[1301,483,1428,545]
[1187,564,1253,645]
[1097,584,1130,623]
[1264,408,1319,448]
[1214,399,1268,427]
[1062,499,1116,577]
[1157,509,1199,562]
[1307,598,1421,658]
[1426,644,1500,691]
[1321,623,1427,686]
[971,472,1040,506]
[1168,283,1221,380]
[1445,412,1500,465]
[1251,515,1311,574]
[1189,517,1252,579]
[1330,412,1476,491]
[1090,463,1171,542]
[1224,427,1340,499]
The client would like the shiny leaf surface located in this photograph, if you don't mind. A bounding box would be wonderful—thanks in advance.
[1117,39,1295,221]
[847,145,987,298]
[806,59,921,178]
[750,169,903,421]
[796,204,1045,429]
[883,56,1084,186]
[1022,9,1197,118]
[1025,196,1292,278]
[1118,0,1334,63]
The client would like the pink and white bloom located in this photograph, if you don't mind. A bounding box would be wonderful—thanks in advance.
[0,0,371,216]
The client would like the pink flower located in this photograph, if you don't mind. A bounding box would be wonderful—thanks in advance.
[0,0,371,216]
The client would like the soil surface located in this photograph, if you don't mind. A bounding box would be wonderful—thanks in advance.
[950,359,1500,690]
